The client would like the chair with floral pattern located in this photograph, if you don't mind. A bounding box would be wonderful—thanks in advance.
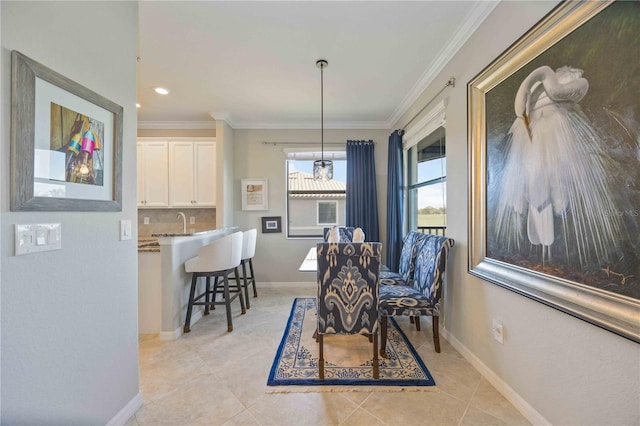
[379,234,454,355]
[316,242,382,379]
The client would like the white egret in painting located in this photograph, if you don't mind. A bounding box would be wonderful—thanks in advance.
[494,65,622,267]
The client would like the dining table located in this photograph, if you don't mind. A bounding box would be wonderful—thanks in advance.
[298,246,317,272]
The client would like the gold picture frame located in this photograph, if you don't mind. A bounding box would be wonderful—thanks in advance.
[468,1,639,342]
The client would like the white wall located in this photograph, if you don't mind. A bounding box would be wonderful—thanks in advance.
[233,128,389,284]
[216,120,235,228]
[394,1,639,424]
[0,3,3,419]
[1,2,140,423]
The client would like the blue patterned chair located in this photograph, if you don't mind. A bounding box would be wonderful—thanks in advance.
[317,242,382,379]
[322,227,355,243]
[380,231,427,286]
[379,234,454,355]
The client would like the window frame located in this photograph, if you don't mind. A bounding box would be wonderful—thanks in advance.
[402,100,447,234]
[284,152,346,239]
[316,200,338,226]
[407,139,446,233]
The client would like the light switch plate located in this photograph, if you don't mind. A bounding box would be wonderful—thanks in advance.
[15,223,62,256]
[120,219,132,241]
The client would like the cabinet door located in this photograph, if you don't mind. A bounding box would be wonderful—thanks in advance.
[194,142,216,207]
[142,142,169,207]
[169,142,195,207]
[137,143,145,206]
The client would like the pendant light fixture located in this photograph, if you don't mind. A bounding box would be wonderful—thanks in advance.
[313,59,333,180]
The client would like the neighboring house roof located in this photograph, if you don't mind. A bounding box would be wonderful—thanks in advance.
[288,171,346,199]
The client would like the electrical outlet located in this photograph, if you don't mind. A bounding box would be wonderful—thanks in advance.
[143,217,149,225]
[190,216,195,224]
[492,319,504,344]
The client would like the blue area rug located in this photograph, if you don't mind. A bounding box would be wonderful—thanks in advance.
[267,298,436,387]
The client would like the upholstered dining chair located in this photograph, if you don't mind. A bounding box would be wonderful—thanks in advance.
[316,242,382,379]
[379,234,454,355]
[379,231,427,286]
[322,226,355,243]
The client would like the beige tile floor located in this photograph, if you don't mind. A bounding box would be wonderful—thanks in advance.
[130,286,530,426]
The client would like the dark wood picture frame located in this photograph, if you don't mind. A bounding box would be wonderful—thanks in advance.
[261,216,281,234]
[10,50,123,211]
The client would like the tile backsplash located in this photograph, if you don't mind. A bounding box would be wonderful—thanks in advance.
[138,208,216,237]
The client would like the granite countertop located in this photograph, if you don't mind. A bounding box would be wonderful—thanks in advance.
[138,238,160,253]
[151,230,211,237]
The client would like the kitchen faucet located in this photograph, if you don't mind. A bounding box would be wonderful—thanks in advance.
[176,212,187,234]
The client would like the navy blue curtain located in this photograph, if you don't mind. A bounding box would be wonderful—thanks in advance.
[385,130,404,270]
[346,140,379,242]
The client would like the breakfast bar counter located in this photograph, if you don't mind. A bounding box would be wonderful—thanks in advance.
[138,227,238,339]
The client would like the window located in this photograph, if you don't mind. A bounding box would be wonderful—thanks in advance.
[407,126,446,234]
[286,151,346,238]
[317,201,338,225]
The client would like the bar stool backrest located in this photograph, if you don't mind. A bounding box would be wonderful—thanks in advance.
[242,229,257,260]
[186,232,243,273]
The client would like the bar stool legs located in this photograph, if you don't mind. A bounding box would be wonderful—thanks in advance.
[241,260,251,308]
[248,258,258,298]
[183,269,246,334]
[184,274,199,333]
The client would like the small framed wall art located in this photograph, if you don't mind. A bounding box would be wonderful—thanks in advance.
[261,216,281,234]
[241,178,268,211]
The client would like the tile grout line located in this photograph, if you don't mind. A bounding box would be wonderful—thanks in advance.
[352,392,390,426]
[458,375,483,426]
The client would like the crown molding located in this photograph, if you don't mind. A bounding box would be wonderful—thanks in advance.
[387,0,499,127]
[210,110,390,129]
[137,120,216,130]
[139,118,389,131]
[209,111,237,128]
[230,120,390,130]
[403,99,447,150]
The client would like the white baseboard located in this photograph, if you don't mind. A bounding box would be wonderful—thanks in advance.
[159,308,204,341]
[441,328,550,426]
[159,327,181,341]
[106,391,142,426]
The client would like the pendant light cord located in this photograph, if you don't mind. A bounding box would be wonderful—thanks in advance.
[321,64,324,163]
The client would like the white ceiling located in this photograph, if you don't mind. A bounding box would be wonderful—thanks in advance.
[137,1,498,129]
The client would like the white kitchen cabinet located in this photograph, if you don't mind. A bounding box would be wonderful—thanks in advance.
[193,142,216,206]
[169,141,216,207]
[138,141,169,207]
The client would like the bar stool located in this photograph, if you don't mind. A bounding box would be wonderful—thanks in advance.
[220,229,258,309]
[184,232,245,333]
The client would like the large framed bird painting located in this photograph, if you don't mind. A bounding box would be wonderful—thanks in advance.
[468,1,639,343]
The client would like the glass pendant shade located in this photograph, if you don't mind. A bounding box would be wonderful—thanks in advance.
[313,159,333,181]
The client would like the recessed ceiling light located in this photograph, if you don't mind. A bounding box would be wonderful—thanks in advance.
[136,103,141,108]
[154,87,169,95]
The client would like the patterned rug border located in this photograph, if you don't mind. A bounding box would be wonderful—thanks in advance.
[267,297,436,388]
